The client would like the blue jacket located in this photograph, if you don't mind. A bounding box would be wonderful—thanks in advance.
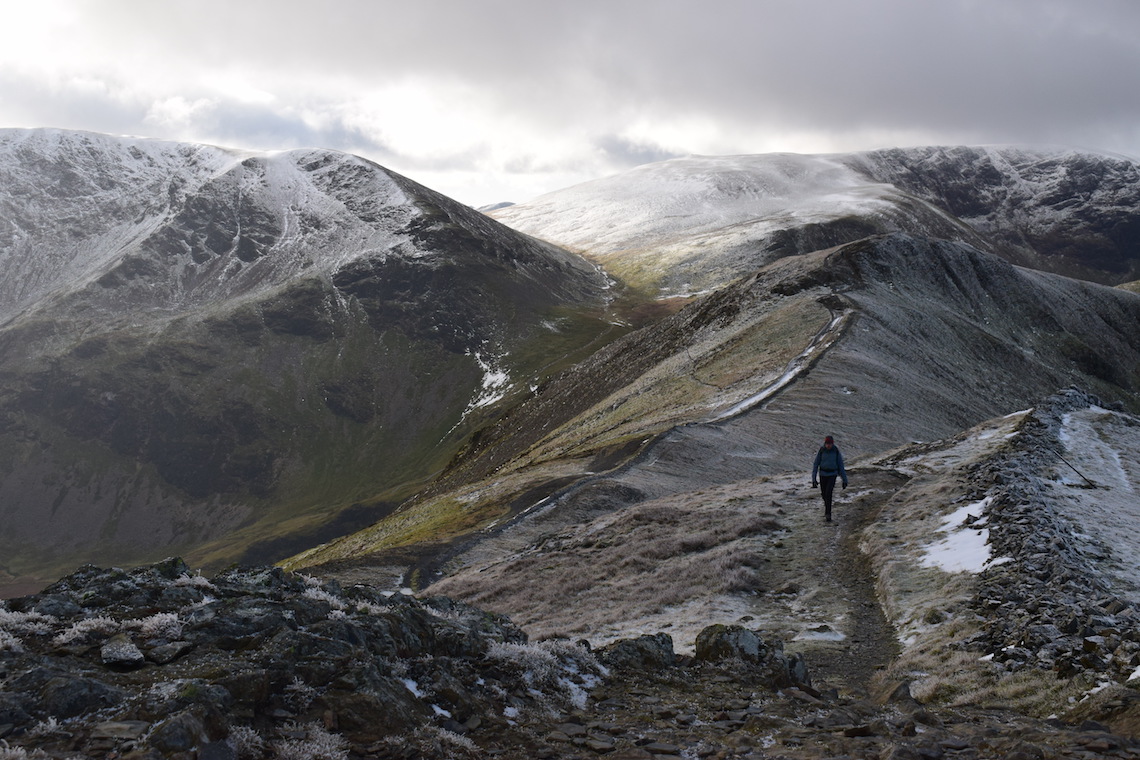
[812,446,847,485]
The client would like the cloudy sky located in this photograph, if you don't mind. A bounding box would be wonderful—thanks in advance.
[3,0,1138,207]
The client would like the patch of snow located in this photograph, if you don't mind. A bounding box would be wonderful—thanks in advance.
[920,497,1007,573]
[401,678,424,698]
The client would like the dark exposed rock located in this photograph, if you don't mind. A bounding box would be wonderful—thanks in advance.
[149,709,209,753]
[39,676,125,719]
[598,633,676,670]
[694,623,810,688]
[694,624,771,662]
[101,632,146,669]
[0,559,595,757]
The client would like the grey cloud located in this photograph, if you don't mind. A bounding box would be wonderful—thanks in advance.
[51,1,1140,146]
[0,71,150,137]
[191,102,395,158]
[7,0,1140,205]
[593,135,684,169]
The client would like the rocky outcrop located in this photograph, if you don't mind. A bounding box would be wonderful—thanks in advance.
[0,558,593,757]
[4,556,1140,758]
[0,557,813,759]
[694,624,810,688]
[958,390,1140,684]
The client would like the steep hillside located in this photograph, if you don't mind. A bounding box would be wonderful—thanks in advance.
[845,145,1140,282]
[295,234,1140,585]
[490,146,1140,296]
[0,129,616,590]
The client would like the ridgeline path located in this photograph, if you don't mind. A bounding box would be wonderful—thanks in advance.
[748,466,905,697]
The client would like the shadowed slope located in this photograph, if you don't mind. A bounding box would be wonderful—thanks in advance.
[0,129,615,588]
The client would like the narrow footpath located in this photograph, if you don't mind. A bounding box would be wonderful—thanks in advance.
[779,466,904,695]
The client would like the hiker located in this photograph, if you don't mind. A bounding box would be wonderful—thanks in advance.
[811,435,848,522]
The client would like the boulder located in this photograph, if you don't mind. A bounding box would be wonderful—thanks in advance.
[694,624,769,662]
[694,624,810,688]
[40,676,124,719]
[599,633,676,670]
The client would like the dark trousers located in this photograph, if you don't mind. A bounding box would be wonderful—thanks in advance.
[819,475,838,520]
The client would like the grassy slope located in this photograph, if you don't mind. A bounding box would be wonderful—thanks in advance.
[286,253,837,572]
[0,277,625,583]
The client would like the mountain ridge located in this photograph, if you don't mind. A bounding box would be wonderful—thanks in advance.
[490,144,1140,297]
[4,130,1140,595]
[0,128,618,587]
[6,130,1140,757]
[294,233,1140,587]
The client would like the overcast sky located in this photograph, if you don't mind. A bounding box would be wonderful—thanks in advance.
[3,0,1138,207]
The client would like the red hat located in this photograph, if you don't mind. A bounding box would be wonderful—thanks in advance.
[824,436,834,445]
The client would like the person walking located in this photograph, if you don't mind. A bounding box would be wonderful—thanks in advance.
[811,436,848,522]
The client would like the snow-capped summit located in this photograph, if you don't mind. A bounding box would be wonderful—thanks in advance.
[491,145,1140,296]
[0,129,602,331]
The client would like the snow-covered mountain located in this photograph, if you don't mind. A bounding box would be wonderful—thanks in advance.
[490,145,1140,296]
[0,129,613,587]
[0,128,603,334]
[4,130,1140,603]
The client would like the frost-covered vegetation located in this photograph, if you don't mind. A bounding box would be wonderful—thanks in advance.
[431,485,782,645]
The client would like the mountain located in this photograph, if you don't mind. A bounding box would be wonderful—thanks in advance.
[489,146,1140,297]
[293,233,1140,586]
[847,146,1140,280]
[6,132,1140,597]
[5,133,1140,755]
[0,128,616,589]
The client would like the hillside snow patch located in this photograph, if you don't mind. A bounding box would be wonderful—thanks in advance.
[920,496,1011,573]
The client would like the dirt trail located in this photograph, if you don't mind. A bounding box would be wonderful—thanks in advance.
[760,467,904,696]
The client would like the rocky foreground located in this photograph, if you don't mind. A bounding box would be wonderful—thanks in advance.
[1,552,1140,759]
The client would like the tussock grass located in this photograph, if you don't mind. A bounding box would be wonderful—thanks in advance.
[884,642,1096,716]
[269,723,349,760]
[429,488,782,641]
[859,414,1102,717]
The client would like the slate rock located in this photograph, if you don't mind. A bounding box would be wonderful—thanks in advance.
[40,676,124,719]
[149,709,207,753]
[599,633,676,670]
[694,624,768,662]
[102,632,146,669]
